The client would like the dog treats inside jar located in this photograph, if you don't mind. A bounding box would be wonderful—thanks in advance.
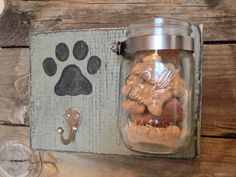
[118,18,195,154]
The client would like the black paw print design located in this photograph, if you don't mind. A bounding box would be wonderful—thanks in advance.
[42,41,102,96]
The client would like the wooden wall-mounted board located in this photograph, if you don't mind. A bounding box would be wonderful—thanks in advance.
[30,25,202,158]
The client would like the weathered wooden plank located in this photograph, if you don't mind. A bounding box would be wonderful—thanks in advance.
[0,125,41,177]
[0,1,31,47]
[30,29,132,154]
[40,137,236,177]
[0,125,235,177]
[0,48,29,125]
[0,0,235,46]
[0,44,235,136]
[202,44,236,137]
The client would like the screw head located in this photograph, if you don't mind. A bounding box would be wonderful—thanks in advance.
[110,42,119,54]
[66,114,70,119]
[75,113,80,119]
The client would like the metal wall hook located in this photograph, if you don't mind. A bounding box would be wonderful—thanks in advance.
[57,107,81,145]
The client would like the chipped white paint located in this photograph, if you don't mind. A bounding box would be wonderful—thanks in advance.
[30,26,202,158]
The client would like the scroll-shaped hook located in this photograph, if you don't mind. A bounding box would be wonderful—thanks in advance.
[57,107,81,145]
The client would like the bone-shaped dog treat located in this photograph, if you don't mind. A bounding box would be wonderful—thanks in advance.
[123,99,145,114]
[128,82,155,102]
[122,74,156,100]
[133,53,161,84]
[132,52,161,73]
[121,74,139,96]
[122,76,174,117]
[139,60,178,87]
[145,88,172,116]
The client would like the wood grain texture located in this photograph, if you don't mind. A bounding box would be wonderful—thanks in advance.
[0,0,235,46]
[0,48,29,125]
[0,125,235,177]
[0,125,41,177]
[202,44,236,137]
[40,140,236,177]
[0,0,31,47]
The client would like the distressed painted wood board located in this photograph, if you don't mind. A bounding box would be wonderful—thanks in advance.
[30,26,202,158]
[30,29,131,155]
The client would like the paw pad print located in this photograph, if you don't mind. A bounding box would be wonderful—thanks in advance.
[42,41,102,96]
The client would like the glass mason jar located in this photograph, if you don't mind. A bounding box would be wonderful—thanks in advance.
[118,18,195,154]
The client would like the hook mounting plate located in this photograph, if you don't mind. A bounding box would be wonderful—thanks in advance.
[57,107,81,145]
[64,107,81,128]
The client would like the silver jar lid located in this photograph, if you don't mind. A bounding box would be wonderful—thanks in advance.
[125,17,194,53]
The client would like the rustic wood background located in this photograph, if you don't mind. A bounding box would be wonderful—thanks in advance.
[0,0,235,177]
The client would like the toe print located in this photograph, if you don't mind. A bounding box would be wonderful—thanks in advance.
[43,57,57,76]
[73,40,88,60]
[42,40,102,96]
[87,56,102,75]
[55,43,69,61]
